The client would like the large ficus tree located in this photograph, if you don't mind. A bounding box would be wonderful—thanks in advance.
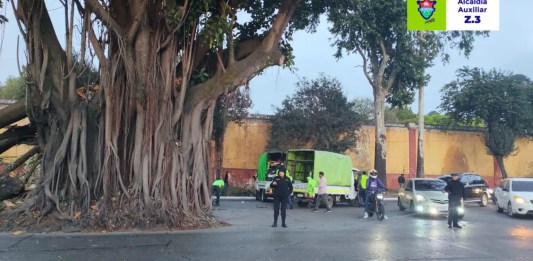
[268,74,363,153]
[327,0,486,184]
[0,0,326,228]
[440,68,533,179]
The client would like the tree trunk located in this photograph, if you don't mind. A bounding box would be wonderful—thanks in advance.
[495,155,508,179]
[373,88,387,186]
[11,0,298,228]
[416,85,424,178]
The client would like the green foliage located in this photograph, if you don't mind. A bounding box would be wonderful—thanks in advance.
[0,75,26,100]
[440,67,533,157]
[268,74,364,153]
[351,97,374,123]
[327,0,488,107]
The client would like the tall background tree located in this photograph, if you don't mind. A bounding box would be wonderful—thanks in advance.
[0,0,328,229]
[268,74,363,153]
[440,67,533,179]
[327,0,486,184]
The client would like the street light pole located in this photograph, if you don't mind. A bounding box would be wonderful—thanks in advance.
[416,31,426,178]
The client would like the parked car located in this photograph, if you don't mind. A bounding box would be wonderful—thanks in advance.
[438,173,490,207]
[398,178,464,218]
[493,178,533,218]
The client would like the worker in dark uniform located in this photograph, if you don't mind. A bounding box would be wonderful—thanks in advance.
[443,173,465,229]
[270,169,293,228]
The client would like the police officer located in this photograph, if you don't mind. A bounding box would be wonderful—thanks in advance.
[443,173,465,229]
[270,169,293,228]
[276,165,294,209]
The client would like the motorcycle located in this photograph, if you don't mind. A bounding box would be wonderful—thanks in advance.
[368,189,386,221]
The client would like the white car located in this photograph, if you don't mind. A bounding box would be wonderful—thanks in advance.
[398,178,464,218]
[493,178,533,218]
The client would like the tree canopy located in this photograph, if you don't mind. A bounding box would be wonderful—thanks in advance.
[440,67,533,178]
[326,0,487,182]
[0,76,25,100]
[268,74,363,153]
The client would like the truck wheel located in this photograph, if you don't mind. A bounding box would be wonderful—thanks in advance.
[261,190,267,202]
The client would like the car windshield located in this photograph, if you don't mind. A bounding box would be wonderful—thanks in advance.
[512,181,533,192]
[415,180,447,191]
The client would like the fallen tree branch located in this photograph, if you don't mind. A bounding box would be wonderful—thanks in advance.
[0,125,37,154]
[0,100,26,129]
[0,146,40,178]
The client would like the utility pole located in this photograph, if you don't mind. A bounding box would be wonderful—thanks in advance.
[416,31,426,178]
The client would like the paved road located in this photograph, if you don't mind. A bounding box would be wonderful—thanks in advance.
[1,199,532,260]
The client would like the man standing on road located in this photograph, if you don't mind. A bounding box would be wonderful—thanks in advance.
[270,169,293,228]
[212,178,225,207]
[398,174,405,188]
[443,173,465,229]
[276,165,294,209]
[313,172,331,213]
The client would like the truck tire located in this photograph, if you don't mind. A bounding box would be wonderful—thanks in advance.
[260,190,267,202]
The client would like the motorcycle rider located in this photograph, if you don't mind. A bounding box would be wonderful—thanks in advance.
[364,169,387,219]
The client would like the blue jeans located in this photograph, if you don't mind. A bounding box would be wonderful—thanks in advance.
[212,185,221,205]
[364,191,373,213]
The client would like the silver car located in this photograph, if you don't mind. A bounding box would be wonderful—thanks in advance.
[398,178,464,218]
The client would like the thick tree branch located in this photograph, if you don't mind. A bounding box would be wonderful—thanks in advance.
[127,0,147,40]
[184,0,298,109]
[385,63,399,92]
[88,22,107,68]
[85,0,125,38]
[0,100,26,129]
[376,39,390,88]
[0,125,36,154]
[355,45,373,87]
[0,146,40,178]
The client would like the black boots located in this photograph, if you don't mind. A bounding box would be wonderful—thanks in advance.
[272,222,277,227]
[282,223,287,228]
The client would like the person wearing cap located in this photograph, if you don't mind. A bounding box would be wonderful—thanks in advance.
[212,178,225,206]
[270,169,293,228]
[364,169,386,219]
[443,173,465,229]
[313,171,331,213]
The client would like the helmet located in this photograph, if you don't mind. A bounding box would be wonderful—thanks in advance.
[369,169,378,177]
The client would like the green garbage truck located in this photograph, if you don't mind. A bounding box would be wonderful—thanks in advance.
[286,149,358,209]
[255,151,287,202]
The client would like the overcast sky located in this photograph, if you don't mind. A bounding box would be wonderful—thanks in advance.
[1,1,532,115]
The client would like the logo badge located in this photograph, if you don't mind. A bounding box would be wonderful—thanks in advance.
[417,0,436,20]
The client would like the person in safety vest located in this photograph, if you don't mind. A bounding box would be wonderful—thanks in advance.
[212,179,225,206]
[358,171,368,207]
[307,176,318,203]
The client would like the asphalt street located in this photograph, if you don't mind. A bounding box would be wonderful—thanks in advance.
[1,199,532,261]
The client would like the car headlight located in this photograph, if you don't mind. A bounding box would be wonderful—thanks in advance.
[514,196,526,204]
[415,195,425,201]
[457,207,464,214]
[487,188,493,194]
